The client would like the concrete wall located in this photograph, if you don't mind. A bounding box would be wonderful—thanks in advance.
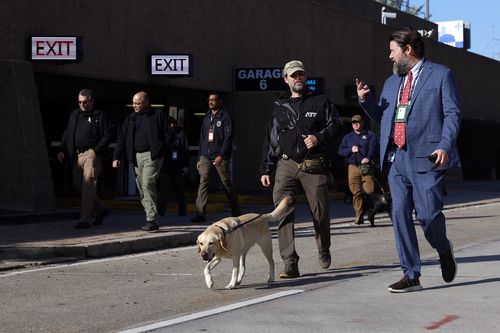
[0,0,499,191]
[0,61,55,211]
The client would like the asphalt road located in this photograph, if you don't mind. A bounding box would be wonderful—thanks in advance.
[1,201,500,332]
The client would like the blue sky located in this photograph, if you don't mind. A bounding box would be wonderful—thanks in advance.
[413,0,500,60]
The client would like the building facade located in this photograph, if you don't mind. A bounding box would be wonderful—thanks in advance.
[1,0,499,210]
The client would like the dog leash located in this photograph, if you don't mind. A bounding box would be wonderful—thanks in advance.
[214,214,265,256]
[215,213,265,236]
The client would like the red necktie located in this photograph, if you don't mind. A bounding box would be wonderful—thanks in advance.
[394,70,413,148]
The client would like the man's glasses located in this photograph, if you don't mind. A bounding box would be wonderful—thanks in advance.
[352,121,360,124]
[78,100,90,105]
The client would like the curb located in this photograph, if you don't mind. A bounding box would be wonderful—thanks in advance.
[2,199,499,268]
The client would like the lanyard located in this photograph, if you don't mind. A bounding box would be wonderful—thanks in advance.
[209,111,219,129]
[398,59,425,103]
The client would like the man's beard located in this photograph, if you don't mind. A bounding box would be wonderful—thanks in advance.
[291,82,305,93]
[393,55,412,75]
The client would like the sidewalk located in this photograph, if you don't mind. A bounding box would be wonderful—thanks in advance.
[1,180,499,271]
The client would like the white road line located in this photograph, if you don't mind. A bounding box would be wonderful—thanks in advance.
[118,289,305,333]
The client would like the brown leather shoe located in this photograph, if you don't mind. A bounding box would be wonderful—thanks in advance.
[278,264,300,279]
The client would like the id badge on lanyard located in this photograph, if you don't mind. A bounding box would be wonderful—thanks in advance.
[395,103,409,123]
[172,150,178,160]
[208,129,215,142]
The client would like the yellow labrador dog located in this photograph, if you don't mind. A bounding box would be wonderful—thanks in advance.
[197,196,292,289]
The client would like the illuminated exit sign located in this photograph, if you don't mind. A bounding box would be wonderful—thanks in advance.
[30,36,80,61]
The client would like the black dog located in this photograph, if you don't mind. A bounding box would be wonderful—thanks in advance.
[365,191,392,227]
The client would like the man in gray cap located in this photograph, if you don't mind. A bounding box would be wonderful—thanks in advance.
[338,114,378,225]
[260,60,342,278]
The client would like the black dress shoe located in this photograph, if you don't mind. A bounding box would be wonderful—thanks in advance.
[439,240,457,283]
[141,221,159,232]
[231,211,242,217]
[191,215,206,223]
[92,209,110,225]
[74,222,90,229]
[388,276,423,293]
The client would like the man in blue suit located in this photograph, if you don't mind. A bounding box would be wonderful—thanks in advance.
[357,27,460,293]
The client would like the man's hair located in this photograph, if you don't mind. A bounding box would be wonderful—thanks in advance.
[208,91,223,100]
[389,27,425,58]
[79,89,93,99]
[167,116,177,125]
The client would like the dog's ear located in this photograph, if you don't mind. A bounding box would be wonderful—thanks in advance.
[218,237,230,253]
[196,239,201,252]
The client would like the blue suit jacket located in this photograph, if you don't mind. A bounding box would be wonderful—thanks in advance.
[361,59,461,172]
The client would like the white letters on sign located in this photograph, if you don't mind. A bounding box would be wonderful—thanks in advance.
[31,37,78,60]
[151,55,191,75]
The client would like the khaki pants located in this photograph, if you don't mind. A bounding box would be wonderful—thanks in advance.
[195,156,240,216]
[348,164,375,222]
[72,149,106,224]
[135,152,163,222]
[273,159,331,265]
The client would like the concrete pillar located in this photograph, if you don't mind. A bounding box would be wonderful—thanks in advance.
[0,61,55,211]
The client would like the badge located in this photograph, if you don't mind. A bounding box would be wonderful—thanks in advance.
[172,151,178,160]
[395,104,408,123]
[208,129,214,142]
[216,120,222,127]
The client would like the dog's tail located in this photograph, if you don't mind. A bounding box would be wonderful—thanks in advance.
[269,196,293,221]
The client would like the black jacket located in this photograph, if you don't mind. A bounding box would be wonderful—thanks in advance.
[59,108,113,159]
[198,108,233,160]
[260,90,342,175]
[163,127,189,172]
[113,108,173,165]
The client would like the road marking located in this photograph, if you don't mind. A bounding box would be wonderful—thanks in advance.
[118,289,304,333]
[425,315,460,330]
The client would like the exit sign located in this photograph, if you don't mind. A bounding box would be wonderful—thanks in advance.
[30,36,80,61]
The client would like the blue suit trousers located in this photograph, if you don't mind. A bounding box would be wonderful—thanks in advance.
[388,148,450,280]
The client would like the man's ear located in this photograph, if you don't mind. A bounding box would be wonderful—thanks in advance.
[405,44,414,56]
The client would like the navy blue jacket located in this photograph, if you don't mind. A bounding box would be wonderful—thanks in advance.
[198,108,233,160]
[338,129,378,165]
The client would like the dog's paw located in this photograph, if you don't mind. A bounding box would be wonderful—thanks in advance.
[225,283,236,289]
[267,276,275,283]
[205,278,214,289]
